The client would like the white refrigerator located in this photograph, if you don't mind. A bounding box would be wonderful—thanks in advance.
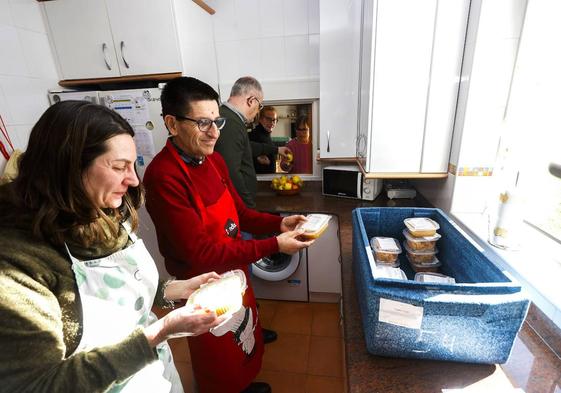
[48,87,171,278]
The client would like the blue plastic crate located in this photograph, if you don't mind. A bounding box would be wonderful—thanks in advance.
[352,207,529,364]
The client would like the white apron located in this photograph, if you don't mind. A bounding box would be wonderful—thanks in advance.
[67,222,183,393]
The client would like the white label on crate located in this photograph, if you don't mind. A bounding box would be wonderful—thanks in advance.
[378,298,423,329]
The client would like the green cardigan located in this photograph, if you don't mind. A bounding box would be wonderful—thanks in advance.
[0,191,161,392]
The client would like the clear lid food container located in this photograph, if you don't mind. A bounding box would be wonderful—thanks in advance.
[404,217,440,237]
[414,272,455,284]
[372,265,408,280]
[406,254,441,273]
[402,229,440,252]
[403,243,438,264]
[369,237,402,264]
[297,214,331,239]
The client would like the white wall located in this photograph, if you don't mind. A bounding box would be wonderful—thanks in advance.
[0,0,58,171]
[173,0,219,92]
[414,0,528,214]
[207,0,320,100]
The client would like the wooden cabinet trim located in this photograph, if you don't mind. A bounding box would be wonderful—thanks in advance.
[57,72,182,88]
[192,0,215,15]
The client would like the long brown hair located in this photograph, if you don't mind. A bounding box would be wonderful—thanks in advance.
[5,100,143,246]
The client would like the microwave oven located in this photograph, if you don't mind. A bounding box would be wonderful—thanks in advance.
[322,165,382,201]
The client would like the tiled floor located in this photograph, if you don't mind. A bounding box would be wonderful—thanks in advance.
[156,300,345,393]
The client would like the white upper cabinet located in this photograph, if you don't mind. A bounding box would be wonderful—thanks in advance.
[358,0,470,174]
[105,0,181,77]
[43,1,119,79]
[43,0,182,80]
[319,0,362,158]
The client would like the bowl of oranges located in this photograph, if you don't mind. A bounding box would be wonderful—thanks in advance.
[271,175,304,196]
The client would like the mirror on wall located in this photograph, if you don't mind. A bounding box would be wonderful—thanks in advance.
[249,103,313,175]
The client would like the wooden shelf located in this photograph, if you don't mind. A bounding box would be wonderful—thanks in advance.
[316,157,358,163]
[38,0,216,15]
[356,160,448,179]
[362,172,448,179]
[192,0,215,15]
[57,72,182,88]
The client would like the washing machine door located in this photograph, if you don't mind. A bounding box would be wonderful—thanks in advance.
[252,250,302,282]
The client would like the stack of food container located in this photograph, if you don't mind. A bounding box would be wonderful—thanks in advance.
[369,236,407,280]
[403,217,441,273]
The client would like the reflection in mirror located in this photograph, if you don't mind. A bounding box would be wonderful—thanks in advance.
[248,103,313,174]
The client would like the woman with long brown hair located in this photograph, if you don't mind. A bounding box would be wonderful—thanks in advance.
[0,101,223,393]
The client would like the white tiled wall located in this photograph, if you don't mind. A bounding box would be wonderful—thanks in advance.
[0,0,58,171]
[207,0,319,99]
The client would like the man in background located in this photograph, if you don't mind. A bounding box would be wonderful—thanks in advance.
[214,76,280,345]
[214,76,263,208]
[249,106,291,174]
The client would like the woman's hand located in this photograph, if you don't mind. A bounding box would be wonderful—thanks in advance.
[164,272,221,301]
[280,215,307,233]
[276,228,314,254]
[143,305,225,347]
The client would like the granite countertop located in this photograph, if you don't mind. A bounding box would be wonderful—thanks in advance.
[255,181,561,393]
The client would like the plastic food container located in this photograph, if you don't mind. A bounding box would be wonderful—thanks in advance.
[370,237,402,265]
[372,266,408,280]
[407,254,441,273]
[404,243,438,264]
[298,214,331,239]
[414,272,455,284]
[402,229,440,252]
[187,269,246,316]
[404,217,440,237]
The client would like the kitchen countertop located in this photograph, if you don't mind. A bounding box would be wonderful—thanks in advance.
[255,181,561,393]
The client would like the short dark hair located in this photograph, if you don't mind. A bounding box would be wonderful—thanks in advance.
[3,100,143,246]
[161,77,220,117]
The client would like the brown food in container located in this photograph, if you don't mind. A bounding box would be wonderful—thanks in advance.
[404,217,440,237]
[370,237,402,264]
[404,243,438,264]
[402,229,440,252]
[407,254,441,273]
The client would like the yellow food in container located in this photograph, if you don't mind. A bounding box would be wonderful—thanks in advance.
[407,254,442,273]
[369,237,402,266]
[297,214,331,239]
[402,229,440,252]
[186,269,246,317]
[404,217,440,237]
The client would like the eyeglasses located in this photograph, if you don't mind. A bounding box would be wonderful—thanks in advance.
[296,128,309,131]
[249,96,264,111]
[262,116,278,123]
[173,114,226,132]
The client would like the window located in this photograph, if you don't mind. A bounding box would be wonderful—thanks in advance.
[497,0,561,245]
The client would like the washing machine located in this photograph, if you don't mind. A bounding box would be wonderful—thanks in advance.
[250,243,309,302]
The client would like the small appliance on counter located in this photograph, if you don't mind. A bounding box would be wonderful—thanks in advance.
[322,165,382,201]
[385,180,417,199]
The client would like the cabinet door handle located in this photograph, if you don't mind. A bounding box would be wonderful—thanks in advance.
[101,43,112,70]
[120,41,130,69]
[327,130,331,153]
